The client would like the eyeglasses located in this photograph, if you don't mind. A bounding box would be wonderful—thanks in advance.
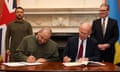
[100,10,108,12]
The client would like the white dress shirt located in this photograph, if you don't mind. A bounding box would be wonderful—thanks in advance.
[76,38,87,61]
[101,16,108,35]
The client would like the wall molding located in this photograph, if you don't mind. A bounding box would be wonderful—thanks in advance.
[24,8,99,14]
[24,8,99,33]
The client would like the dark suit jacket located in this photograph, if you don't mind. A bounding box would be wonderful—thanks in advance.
[63,37,101,62]
[91,17,118,63]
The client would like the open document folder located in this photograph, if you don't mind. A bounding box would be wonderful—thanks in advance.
[63,61,105,66]
[2,62,42,67]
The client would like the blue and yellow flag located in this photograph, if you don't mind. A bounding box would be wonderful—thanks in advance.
[107,0,120,64]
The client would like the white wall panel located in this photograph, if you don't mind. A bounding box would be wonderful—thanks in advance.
[19,0,102,8]
[18,0,103,33]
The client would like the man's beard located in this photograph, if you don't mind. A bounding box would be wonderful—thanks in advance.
[16,15,23,20]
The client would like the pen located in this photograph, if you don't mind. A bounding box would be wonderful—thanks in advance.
[30,52,33,56]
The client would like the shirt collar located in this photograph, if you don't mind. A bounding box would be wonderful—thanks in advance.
[14,19,24,23]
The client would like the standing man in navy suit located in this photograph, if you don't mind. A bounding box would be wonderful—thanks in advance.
[91,3,118,63]
[63,23,101,62]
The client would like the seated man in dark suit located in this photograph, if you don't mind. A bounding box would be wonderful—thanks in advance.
[63,23,101,62]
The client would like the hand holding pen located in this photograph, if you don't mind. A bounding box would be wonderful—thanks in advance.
[63,56,71,62]
[26,54,36,63]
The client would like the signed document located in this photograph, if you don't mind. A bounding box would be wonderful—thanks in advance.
[2,62,42,67]
[63,61,105,66]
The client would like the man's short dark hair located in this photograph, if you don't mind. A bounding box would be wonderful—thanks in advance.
[15,6,24,12]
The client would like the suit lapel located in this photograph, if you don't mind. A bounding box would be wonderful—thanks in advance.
[85,38,90,57]
[73,37,79,58]
[98,19,104,37]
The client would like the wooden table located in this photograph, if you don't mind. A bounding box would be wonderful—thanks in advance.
[0,62,119,72]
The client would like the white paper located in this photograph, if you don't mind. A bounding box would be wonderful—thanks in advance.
[2,62,42,67]
[63,61,105,66]
[63,61,88,66]
[88,61,105,66]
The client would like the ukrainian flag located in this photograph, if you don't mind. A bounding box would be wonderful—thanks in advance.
[107,0,120,64]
